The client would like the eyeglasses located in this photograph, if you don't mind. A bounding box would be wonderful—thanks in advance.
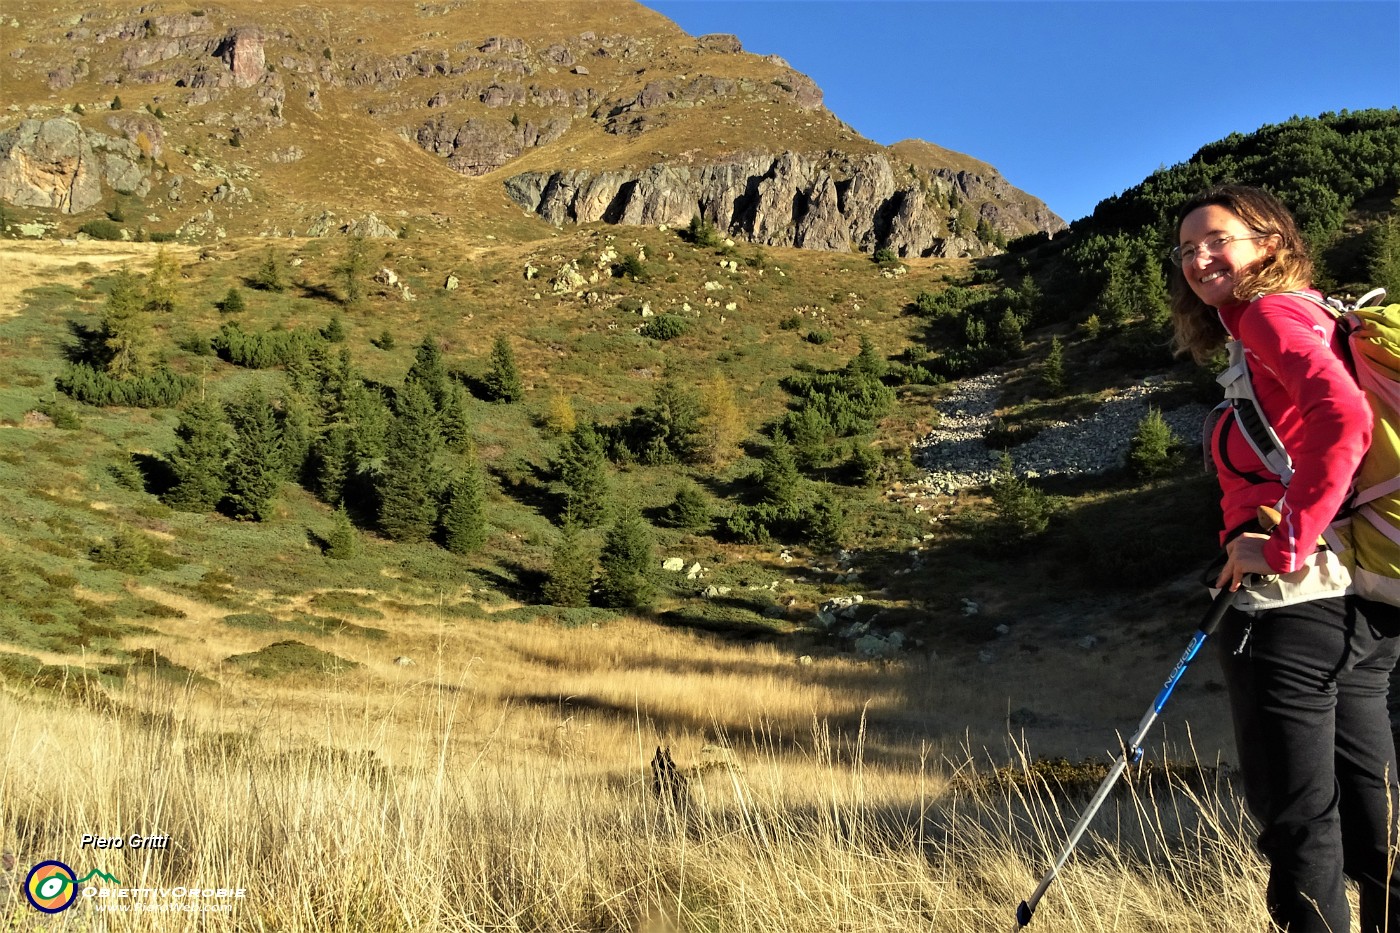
[1169,234,1269,267]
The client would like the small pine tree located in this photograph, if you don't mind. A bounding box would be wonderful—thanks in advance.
[802,485,846,551]
[334,235,370,307]
[1042,335,1066,397]
[325,506,357,560]
[100,267,154,378]
[164,395,230,512]
[440,465,487,555]
[219,287,246,313]
[542,519,593,607]
[1126,407,1184,480]
[555,423,611,527]
[687,214,721,248]
[321,313,347,343]
[405,336,450,410]
[544,391,577,436]
[111,94,123,110]
[440,385,473,453]
[223,385,284,521]
[758,435,804,521]
[989,452,1055,544]
[659,483,712,531]
[144,248,179,314]
[634,377,702,465]
[697,377,743,466]
[253,246,286,292]
[482,334,524,403]
[377,381,443,542]
[597,507,654,610]
[91,526,151,574]
[278,394,314,484]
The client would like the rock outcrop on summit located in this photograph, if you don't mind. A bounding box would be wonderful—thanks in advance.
[506,150,1062,259]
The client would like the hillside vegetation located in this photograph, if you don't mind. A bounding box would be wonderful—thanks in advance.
[0,0,1398,922]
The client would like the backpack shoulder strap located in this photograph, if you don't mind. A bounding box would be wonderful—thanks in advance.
[1216,338,1295,484]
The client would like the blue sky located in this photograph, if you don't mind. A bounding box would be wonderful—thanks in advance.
[642,1,1400,223]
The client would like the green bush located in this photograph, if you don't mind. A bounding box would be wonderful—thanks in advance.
[686,214,722,248]
[640,315,688,341]
[56,363,194,408]
[805,329,833,345]
[36,395,81,429]
[79,219,123,241]
[614,254,648,281]
[658,483,713,531]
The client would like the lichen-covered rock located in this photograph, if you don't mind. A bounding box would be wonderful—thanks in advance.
[0,119,103,212]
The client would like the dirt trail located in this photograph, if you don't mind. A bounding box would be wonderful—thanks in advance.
[0,240,200,319]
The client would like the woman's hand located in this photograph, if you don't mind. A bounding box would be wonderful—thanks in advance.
[1216,532,1276,591]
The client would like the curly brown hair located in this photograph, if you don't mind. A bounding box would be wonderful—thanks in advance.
[1169,184,1315,363]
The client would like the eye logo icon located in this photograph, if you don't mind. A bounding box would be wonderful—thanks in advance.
[25,860,79,913]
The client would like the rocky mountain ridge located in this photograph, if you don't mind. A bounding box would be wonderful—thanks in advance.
[0,0,1064,253]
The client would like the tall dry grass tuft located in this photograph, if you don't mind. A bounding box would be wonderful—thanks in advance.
[1,616,1277,931]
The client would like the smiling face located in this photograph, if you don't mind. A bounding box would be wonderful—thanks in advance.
[1177,204,1279,309]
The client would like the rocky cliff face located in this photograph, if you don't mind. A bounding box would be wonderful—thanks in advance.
[0,1,1064,249]
[505,150,1063,259]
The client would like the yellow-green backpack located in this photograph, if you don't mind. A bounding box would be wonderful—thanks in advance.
[1220,288,1400,606]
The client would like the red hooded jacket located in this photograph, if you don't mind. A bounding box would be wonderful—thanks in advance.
[1212,290,1371,573]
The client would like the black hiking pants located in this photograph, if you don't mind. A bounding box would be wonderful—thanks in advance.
[1219,594,1400,932]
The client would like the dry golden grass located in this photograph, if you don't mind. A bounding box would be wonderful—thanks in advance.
[1,606,1301,932]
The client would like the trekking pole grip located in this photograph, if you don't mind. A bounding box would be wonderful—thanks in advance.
[1199,583,1237,638]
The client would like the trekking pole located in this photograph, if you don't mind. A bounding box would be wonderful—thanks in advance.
[1012,582,1239,930]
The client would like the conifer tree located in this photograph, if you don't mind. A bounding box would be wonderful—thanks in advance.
[542,519,593,607]
[144,248,179,315]
[164,395,230,512]
[325,506,357,560]
[223,385,284,521]
[377,380,442,542]
[555,422,610,527]
[1126,407,1184,479]
[544,391,577,436]
[802,485,846,550]
[100,267,153,378]
[1370,201,1400,296]
[634,377,702,465]
[482,334,524,403]
[440,384,473,453]
[758,434,804,521]
[440,462,487,555]
[405,335,450,410]
[278,393,314,484]
[597,506,654,610]
[312,422,352,506]
[334,235,369,307]
[1042,335,1066,397]
[253,245,286,292]
[219,287,246,314]
[697,377,742,466]
[659,482,712,531]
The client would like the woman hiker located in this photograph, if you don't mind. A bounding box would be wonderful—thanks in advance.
[1171,183,1400,931]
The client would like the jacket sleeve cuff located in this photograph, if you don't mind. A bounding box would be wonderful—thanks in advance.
[1263,534,1306,574]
